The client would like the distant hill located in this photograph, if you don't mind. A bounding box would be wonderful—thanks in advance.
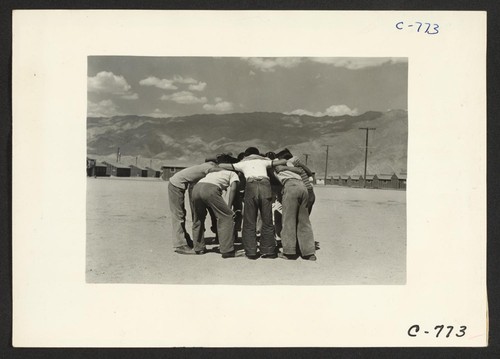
[87,110,408,176]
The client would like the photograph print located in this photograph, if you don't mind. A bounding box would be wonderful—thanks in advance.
[86,56,408,285]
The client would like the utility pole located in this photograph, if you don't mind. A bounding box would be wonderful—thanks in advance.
[303,153,310,166]
[116,147,120,163]
[136,156,138,166]
[359,127,376,187]
[323,145,330,185]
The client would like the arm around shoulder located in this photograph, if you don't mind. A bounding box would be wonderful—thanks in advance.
[218,163,236,171]
[272,159,288,167]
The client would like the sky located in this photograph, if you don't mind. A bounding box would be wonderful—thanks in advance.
[87,57,408,118]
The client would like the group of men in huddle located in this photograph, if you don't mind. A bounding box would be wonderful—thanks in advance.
[167,146,317,261]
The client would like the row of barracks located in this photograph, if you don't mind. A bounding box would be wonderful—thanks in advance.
[87,158,161,178]
[87,157,406,190]
[325,173,407,190]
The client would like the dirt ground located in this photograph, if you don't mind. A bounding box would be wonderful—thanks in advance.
[86,177,406,285]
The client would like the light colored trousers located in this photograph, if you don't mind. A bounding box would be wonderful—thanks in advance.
[168,182,192,248]
[281,179,315,256]
[191,183,235,254]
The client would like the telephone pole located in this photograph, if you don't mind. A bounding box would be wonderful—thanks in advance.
[323,145,331,185]
[359,127,376,187]
[303,153,310,166]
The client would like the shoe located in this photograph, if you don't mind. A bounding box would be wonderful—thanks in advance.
[246,254,260,260]
[195,248,208,255]
[222,250,245,258]
[261,253,277,259]
[278,252,298,260]
[204,236,219,245]
[315,241,320,250]
[174,245,196,255]
[303,254,317,261]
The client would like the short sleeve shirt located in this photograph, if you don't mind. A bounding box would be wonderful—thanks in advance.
[274,167,302,184]
[233,156,272,178]
[198,170,240,191]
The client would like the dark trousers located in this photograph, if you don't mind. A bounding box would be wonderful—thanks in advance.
[242,178,276,256]
[307,189,316,215]
[192,183,235,254]
[281,179,315,256]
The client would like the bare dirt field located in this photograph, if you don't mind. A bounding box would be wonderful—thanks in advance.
[86,177,406,285]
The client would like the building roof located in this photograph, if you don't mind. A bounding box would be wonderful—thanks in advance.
[160,158,203,168]
[145,167,159,171]
[365,175,375,180]
[95,162,107,167]
[129,165,147,170]
[102,161,130,169]
[395,173,407,179]
[340,175,350,179]
[376,174,395,180]
[350,174,363,180]
[161,164,191,169]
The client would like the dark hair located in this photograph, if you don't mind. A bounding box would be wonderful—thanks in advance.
[244,147,260,156]
[216,153,238,164]
[265,151,277,160]
[276,148,293,160]
[237,152,246,161]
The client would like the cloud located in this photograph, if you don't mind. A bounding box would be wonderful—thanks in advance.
[241,57,303,72]
[309,57,407,69]
[287,109,318,116]
[120,93,139,100]
[188,82,207,91]
[88,71,132,94]
[87,99,122,117]
[139,76,178,90]
[161,91,208,104]
[144,108,173,118]
[324,104,359,116]
[287,104,359,117]
[203,97,234,112]
[173,75,198,84]
[241,57,407,72]
[139,75,207,92]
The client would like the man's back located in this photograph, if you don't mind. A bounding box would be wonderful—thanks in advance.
[169,162,215,188]
[233,155,272,178]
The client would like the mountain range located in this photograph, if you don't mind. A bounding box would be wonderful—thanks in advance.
[87,110,408,176]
